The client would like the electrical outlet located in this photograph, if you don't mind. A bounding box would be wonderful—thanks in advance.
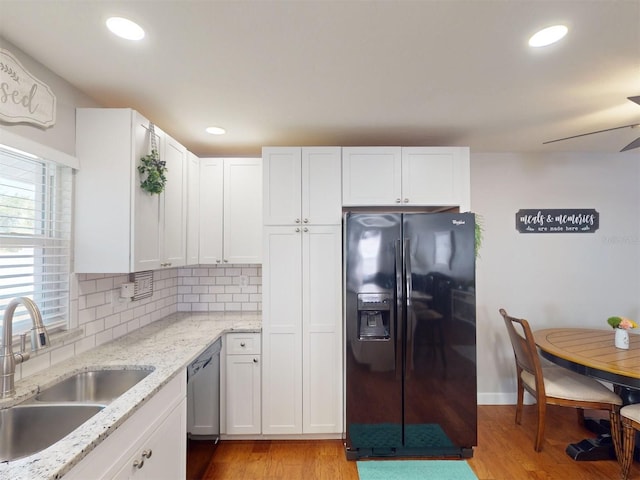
[239,275,249,287]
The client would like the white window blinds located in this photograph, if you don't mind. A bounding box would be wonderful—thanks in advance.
[0,145,72,335]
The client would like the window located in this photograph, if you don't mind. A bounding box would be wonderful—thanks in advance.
[0,144,72,336]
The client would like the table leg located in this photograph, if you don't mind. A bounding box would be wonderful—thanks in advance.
[566,387,640,461]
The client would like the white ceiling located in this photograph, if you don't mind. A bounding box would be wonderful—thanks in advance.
[0,0,639,157]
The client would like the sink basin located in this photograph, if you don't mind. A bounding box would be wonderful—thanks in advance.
[0,403,104,461]
[35,368,154,404]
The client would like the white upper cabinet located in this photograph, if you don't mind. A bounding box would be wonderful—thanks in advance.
[161,135,187,268]
[186,151,200,265]
[342,146,470,211]
[401,147,470,210]
[341,147,402,206]
[75,108,187,273]
[199,158,262,264]
[198,158,223,264]
[263,147,342,225]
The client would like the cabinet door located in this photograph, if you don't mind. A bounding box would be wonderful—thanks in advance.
[132,117,163,272]
[76,108,137,273]
[199,158,224,264]
[65,371,186,480]
[302,225,343,434]
[262,147,302,225]
[226,355,261,434]
[262,226,303,434]
[161,134,187,268]
[223,158,262,263]
[342,147,402,206]
[302,147,342,225]
[115,399,187,480]
[401,147,470,209]
[186,152,200,265]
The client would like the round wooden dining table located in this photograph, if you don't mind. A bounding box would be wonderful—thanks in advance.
[534,327,640,461]
[534,327,640,391]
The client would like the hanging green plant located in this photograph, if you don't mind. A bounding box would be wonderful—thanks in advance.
[138,148,167,194]
[474,213,484,259]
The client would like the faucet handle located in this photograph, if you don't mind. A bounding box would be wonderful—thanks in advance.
[31,325,50,349]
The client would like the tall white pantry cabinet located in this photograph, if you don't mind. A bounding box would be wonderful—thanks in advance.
[261,147,343,435]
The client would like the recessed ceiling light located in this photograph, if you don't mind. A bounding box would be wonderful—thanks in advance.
[206,126,226,135]
[106,17,145,41]
[529,25,568,47]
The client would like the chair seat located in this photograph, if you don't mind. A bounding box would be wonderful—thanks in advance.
[521,366,622,405]
[621,403,640,422]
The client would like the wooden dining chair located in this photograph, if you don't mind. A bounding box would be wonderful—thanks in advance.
[619,404,640,479]
[500,308,623,452]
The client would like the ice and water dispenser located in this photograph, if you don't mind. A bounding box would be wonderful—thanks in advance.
[357,293,391,340]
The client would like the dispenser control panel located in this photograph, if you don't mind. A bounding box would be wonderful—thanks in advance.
[357,293,391,311]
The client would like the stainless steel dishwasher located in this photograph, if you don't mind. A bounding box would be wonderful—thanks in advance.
[186,337,222,440]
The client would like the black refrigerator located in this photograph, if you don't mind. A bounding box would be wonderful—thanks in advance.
[344,211,477,459]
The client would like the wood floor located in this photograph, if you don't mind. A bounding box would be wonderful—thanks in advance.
[187,405,640,480]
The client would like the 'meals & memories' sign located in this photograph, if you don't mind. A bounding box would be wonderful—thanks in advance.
[0,48,56,128]
[515,209,599,233]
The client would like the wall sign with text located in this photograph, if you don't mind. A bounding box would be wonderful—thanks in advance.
[515,209,599,233]
[0,48,56,128]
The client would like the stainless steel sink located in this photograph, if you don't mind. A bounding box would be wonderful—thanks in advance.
[0,403,104,461]
[35,368,154,404]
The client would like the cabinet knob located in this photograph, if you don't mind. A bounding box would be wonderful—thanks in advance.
[216,259,221,263]
[303,227,309,232]
[396,198,402,203]
[403,198,409,203]
[295,228,300,232]
[142,449,153,459]
[253,358,258,363]
[303,218,309,223]
[224,259,228,263]
[133,459,145,469]
[240,342,246,347]
[295,218,301,223]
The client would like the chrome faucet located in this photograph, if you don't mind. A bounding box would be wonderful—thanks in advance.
[1,297,50,398]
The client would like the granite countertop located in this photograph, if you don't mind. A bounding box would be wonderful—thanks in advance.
[0,311,261,480]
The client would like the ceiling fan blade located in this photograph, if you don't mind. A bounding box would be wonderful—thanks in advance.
[628,96,640,106]
[621,136,640,152]
[543,124,640,145]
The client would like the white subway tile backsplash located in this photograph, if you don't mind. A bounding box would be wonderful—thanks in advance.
[18,264,261,380]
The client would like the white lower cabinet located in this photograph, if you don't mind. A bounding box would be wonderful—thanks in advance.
[224,333,261,435]
[65,371,187,480]
[261,225,342,435]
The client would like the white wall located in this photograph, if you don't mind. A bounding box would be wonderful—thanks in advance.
[0,38,100,156]
[472,152,640,404]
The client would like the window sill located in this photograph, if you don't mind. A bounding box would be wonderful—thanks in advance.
[9,327,83,351]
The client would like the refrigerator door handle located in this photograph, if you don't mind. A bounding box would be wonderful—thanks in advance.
[395,239,403,379]
[404,238,413,379]
[404,238,412,307]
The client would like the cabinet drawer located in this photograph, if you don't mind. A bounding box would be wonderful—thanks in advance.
[226,333,261,355]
